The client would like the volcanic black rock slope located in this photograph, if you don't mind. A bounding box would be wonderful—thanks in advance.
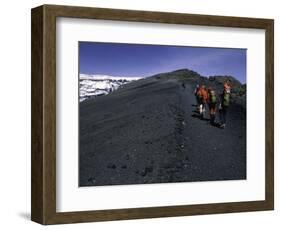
[79,69,246,186]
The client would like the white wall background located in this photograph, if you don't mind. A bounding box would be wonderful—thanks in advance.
[0,0,279,229]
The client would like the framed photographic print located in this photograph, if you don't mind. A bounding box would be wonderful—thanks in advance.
[31,4,274,225]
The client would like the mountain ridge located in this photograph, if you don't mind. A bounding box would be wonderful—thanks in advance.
[79,68,246,186]
[80,69,246,105]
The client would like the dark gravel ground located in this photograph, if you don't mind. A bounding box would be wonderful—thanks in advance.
[79,72,246,186]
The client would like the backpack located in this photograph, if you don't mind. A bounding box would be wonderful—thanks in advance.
[209,90,217,103]
[222,92,230,106]
[224,83,231,93]
[197,89,203,99]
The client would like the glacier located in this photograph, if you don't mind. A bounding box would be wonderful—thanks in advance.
[79,74,143,102]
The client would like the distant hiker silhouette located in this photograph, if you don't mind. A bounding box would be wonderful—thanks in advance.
[219,81,231,129]
[182,82,186,89]
[194,84,200,111]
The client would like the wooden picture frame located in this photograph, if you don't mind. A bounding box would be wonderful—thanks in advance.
[31,4,274,225]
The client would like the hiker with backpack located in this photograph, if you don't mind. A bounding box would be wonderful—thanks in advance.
[207,87,217,125]
[197,85,208,119]
[219,82,231,129]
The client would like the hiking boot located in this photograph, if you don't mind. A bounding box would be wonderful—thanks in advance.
[210,115,215,125]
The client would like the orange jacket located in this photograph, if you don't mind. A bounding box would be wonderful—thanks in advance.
[197,88,208,103]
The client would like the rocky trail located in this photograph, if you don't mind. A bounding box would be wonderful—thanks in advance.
[79,70,246,186]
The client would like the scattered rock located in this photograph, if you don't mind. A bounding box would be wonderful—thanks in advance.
[145,141,153,145]
[88,177,96,183]
[146,166,153,173]
[107,163,116,169]
[140,170,147,177]
[140,166,154,177]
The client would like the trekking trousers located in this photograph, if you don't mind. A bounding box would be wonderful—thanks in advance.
[209,103,217,115]
[219,106,228,124]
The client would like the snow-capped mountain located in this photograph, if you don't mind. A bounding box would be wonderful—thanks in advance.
[79,74,143,102]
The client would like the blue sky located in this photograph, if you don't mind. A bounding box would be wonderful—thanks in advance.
[79,42,246,83]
